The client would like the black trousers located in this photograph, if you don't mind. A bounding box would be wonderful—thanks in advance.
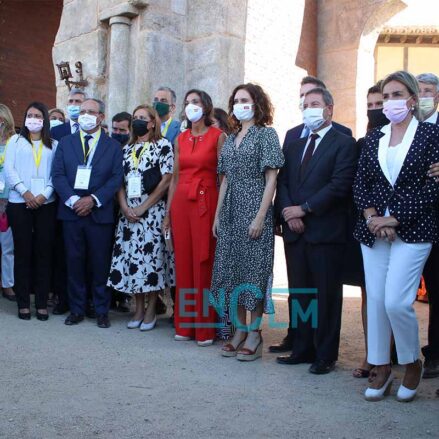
[285,237,345,362]
[8,202,56,309]
[422,243,439,361]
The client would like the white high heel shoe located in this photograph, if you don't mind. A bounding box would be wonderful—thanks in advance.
[396,362,424,402]
[174,334,192,341]
[140,316,157,331]
[127,318,143,329]
[364,373,394,401]
[197,339,214,347]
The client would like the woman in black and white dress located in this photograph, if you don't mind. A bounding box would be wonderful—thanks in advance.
[354,71,439,402]
[107,105,175,331]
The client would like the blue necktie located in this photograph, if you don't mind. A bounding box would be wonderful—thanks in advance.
[73,122,79,133]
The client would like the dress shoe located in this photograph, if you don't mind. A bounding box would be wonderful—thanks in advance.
[97,314,111,328]
[18,311,31,320]
[53,304,69,315]
[174,334,192,341]
[197,339,214,347]
[2,290,16,302]
[268,337,293,353]
[64,314,84,325]
[36,311,49,321]
[423,359,439,379]
[364,372,394,402]
[309,360,336,375]
[127,317,143,329]
[277,354,314,365]
[140,316,157,331]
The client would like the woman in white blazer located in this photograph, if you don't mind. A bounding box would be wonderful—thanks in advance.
[354,71,439,402]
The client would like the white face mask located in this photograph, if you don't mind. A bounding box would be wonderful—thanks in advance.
[50,119,63,129]
[78,113,98,131]
[233,103,254,122]
[419,97,437,119]
[25,117,44,133]
[302,107,326,131]
[185,104,203,123]
[299,96,305,111]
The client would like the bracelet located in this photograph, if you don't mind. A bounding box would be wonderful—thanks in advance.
[365,214,377,226]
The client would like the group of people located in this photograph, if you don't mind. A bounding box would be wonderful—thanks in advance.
[0,69,438,402]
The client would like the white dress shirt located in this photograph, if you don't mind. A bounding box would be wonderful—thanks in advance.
[301,123,333,161]
[4,134,57,204]
[65,129,102,209]
[70,119,80,133]
[425,112,439,125]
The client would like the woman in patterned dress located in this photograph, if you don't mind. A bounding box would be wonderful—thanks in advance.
[108,105,175,331]
[210,84,284,361]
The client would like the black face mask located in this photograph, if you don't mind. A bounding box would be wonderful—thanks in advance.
[111,132,130,145]
[132,119,148,137]
[367,109,389,130]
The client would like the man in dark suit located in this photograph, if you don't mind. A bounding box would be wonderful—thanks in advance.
[417,73,439,378]
[270,75,353,354]
[52,98,123,328]
[275,87,357,374]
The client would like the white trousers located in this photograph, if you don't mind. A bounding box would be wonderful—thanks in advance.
[0,227,14,288]
[361,237,431,365]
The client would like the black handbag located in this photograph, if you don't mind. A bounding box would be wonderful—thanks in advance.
[142,165,162,195]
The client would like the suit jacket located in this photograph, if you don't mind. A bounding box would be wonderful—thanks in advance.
[51,121,74,141]
[353,121,439,247]
[276,127,358,244]
[164,119,181,146]
[52,131,123,224]
[283,121,352,149]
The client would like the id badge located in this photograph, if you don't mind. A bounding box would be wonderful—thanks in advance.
[74,165,92,190]
[127,174,142,199]
[31,177,45,196]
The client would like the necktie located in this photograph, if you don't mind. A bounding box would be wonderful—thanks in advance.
[300,133,319,178]
[73,122,79,133]
[84,135,92,161]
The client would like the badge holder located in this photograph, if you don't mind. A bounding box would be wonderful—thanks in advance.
[127,173,142,199]
[74,165,92,190]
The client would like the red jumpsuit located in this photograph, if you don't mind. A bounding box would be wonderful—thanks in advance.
[171,126,222,341]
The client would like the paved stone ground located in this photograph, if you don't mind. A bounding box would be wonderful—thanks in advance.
[0,238,437,439]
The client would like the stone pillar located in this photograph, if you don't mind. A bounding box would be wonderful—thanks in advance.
[107,16,131,120]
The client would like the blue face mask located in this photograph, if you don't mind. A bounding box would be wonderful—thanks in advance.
[111,132,130,145]
[67,105,81,120]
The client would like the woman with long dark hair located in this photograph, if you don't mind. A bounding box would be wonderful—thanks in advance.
[164,89,225,346]
[5,101,57,320]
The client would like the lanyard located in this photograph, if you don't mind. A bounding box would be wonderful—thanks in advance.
[80,131,100,165]
[161,118,172,137]
[131,142,150,172]
[31,140,43,171]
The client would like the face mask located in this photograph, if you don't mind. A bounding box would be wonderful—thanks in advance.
[302,107,326,131]
[78,113,98,131]
[382,98,411,124]
[25,117,44,133]
[67,105,81,120]
[233,103,255,122]
[153,101,170,117]
[185,104,203,123]
[111,132,130,145]
[419,97,437,119]
[367,109,389,129]
[132,119,148,137]
[299,96,305,111]
[50,119,63,129]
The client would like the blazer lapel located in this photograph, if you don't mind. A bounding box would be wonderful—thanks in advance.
[378,124,392,184]
[72,132,85,164]
[90,132,107,167]
[290,138,307,185]
[299,128,336,185]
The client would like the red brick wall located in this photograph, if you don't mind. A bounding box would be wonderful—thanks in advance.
[0,0,63,126]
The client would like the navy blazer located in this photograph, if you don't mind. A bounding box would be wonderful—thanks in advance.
[353,122,439,247]
[277,127,358,244]
[283,121,352,149]
[51,121,74,141]
[164,119,181,146]
[52,131,123,224]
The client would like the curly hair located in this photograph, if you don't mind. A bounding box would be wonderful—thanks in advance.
[228,83,274,132]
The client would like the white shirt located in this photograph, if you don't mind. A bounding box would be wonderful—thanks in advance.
[301,123,333,161]
[70,119,80,134]
[4,134,57,204]
[425,112,439,125]
[65,129,102,209]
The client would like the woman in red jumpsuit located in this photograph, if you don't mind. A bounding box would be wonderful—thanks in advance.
[163,89,225,346]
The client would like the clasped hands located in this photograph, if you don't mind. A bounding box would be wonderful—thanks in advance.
[367,215,399,242]
[23,191,46,209]
[282,205,306,234]
[122,204,147,223]
[72,196,95,216]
